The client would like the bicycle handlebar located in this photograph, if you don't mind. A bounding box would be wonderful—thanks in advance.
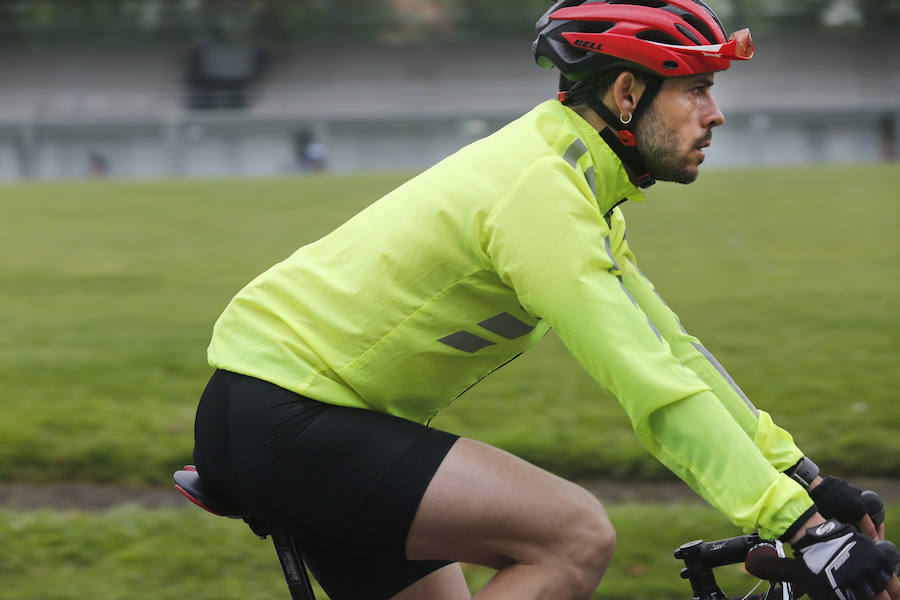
[675,488,896,600]
[744,539,898,600]
[674,534,762,568]
[743,489,898,582]
[744,543,801,582]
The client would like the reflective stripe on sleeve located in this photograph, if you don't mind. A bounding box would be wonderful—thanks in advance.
[584,166,597,198]
[604,236,621,273]
[691,342,758,415]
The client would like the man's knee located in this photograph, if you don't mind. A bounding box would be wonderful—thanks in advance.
[551,488,617,594]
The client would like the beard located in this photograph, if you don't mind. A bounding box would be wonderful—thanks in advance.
[634,104,709,185]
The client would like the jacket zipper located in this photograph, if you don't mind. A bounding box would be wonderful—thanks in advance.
[425,352,525,428]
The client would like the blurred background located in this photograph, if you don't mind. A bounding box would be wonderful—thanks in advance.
[0,0,898,180]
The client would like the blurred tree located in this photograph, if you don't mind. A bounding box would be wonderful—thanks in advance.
[0,0,897,48]
[707,0,900,31]
[456,0,551,37]
[857,0,900,28]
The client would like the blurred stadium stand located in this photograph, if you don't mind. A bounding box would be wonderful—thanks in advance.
[0,33,897,179]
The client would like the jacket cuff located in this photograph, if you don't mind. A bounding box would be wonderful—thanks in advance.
[778,504,819,542]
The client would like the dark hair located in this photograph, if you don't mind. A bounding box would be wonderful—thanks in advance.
[562,67,655,110]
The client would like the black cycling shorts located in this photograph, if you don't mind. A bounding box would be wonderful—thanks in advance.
[192,369,460,600]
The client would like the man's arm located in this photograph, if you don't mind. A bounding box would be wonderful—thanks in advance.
[614,218,887,543]
[482,159,811,539]
[613,224,804,473]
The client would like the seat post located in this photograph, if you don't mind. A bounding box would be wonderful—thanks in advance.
[270,530,316,600]
[174,467,317,599]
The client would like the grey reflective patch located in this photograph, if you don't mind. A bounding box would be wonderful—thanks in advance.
[618,276,638,307]
[479,312,535,340]
[563,138,589,169]
[647,317,663,342]
[605,236,621,272]
[584,165,597,197]
[439,331,496,353]
[692,342,758,415]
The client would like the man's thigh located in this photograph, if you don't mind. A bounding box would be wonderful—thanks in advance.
[405,437,610,569]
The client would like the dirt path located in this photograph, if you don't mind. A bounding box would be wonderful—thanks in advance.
[3,478,900,511]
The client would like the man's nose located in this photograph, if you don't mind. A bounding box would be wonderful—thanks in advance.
[706,97,725,129]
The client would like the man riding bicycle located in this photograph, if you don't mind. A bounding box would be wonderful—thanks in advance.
[192,1,899,598]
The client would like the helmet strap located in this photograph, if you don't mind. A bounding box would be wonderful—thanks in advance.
[576,76,662,189]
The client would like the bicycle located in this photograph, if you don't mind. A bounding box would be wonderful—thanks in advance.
[174,465,900,600]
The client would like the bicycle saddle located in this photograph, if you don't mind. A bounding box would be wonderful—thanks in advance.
[174,465,245,518]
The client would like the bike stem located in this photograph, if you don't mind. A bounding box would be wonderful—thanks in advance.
[675,539,728,600]
[675,534,762,600]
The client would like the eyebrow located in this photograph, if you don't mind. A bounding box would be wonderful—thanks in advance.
[688,73,716,87]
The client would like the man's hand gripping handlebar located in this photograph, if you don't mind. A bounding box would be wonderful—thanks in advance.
[745,491,900,600]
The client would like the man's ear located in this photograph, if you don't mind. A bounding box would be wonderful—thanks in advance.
[610,71,646,120]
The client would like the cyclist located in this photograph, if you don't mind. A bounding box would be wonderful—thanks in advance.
[192,1,899,599]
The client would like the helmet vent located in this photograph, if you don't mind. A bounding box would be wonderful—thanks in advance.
[636,30,681,45]
[681,13,718,44]
[688,0,728,37]
[535,0,584,30]
[577,21,617,35]
[674,23,701,45]
[663,60,679,70]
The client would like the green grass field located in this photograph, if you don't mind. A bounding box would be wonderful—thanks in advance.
[1,165,899,598]
[14,501,898,600]
[2,165,898,483]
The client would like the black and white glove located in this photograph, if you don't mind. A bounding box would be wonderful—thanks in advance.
[793,519,893,600]
[810,476,877,526]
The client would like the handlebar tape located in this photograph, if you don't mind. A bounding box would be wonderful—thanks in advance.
[744,543,801,581]
[746,540,900,583]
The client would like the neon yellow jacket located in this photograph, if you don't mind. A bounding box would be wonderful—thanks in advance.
[208,100,812,539]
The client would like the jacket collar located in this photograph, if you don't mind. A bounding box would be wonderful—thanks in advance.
[560,102,646,216]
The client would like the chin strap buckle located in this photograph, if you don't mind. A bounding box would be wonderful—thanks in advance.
[632,171,654,188]
[617,130,637,147]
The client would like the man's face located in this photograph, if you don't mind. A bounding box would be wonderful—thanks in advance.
[635,73,725,184]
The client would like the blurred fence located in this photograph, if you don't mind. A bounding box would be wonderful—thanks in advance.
[0,33,897,180]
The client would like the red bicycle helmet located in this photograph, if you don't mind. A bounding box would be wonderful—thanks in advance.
[534,0,753,84]
[532,0,752,189]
